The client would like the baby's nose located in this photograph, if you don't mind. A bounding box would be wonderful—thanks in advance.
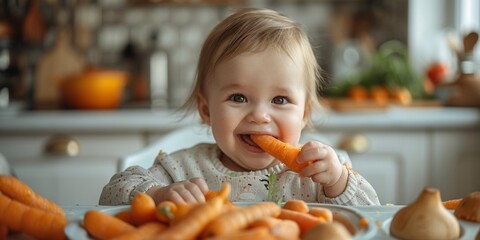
[247,105,271,123]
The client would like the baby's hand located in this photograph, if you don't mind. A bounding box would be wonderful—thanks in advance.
[297,141,347,197]
[149,177,209,204]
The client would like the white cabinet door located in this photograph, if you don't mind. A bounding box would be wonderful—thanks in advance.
[0,132,145,205]
[431,130,480,200]
[12,157,117,205]
[303,130,429,205]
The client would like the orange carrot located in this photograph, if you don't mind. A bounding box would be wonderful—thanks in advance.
[308,207,333,223]
[0,174,64,216]
[251,135,311,172]
[131,192,157,226]
[171,203,200,224]
[202,202,282,238]
[359,217,369,230]
[249,217,300,240]
[155,200,177,223]
[83,210,136,240]
[0,193,67,240]
[443,199,462,210]
[206,183,237,212]
[114,209,136,225]
[153,183,232,240]
[271,219,300,240]
[154,196,225,240]
[277,208,323,235]
[332,212,356,235]
[282,199,309,213]
[205,227,277,240]
[249,217,282,229]
[110,222,167,240]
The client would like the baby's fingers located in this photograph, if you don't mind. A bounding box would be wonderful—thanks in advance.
[189,177,209,195]
[299,160,328,178]
[165,178,208,204]
[297,141,329,164]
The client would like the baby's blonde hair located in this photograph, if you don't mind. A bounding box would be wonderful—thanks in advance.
[182,8,324,123]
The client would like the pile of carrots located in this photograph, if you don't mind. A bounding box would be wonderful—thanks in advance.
[347,85,412,106]
[82,183,362,240]
[0,174,68,240]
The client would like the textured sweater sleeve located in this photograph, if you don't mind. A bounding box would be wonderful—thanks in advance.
[317,151,380,206]
[99,151,173,205]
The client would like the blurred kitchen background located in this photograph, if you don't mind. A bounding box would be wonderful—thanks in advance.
[1,0,478,110]
[0,0,479,206]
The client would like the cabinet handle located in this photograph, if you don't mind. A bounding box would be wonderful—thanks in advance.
[44,135,80,157]
[338,133,369,154]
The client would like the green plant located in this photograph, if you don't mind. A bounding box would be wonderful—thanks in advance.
[325,40,430,99]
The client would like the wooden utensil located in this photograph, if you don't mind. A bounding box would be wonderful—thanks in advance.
[22,0,46,43]
[35,27,85,109]
[463,31,478,54]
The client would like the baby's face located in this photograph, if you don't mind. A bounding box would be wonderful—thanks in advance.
[198,49,308,171]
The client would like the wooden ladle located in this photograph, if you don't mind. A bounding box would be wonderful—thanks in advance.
[463,31,478,54]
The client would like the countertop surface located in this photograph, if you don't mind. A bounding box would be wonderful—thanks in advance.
[1,106,479,132]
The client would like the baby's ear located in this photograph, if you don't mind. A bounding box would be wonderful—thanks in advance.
[302,102,311,128]
[197,94,211,125]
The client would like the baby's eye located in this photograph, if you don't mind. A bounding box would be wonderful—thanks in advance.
[228,93,247,103]
[272,96,289,105]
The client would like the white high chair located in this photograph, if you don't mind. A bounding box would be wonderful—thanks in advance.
[117,125,351,172]
[117,124,215,171]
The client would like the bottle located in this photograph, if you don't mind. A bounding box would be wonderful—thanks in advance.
[146,31,169,108]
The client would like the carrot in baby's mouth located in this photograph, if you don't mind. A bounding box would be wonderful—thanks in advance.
[251,135,310,173]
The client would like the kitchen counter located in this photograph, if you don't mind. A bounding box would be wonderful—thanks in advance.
[1,106,479,132]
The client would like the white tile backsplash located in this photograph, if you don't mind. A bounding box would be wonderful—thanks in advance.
[70,1,407,108]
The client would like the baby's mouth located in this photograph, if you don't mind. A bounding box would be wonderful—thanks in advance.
[240,134,258,147]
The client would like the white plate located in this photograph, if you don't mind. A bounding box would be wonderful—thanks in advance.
[65,203,376,240]
[382,216,480,240]
[301,203,377,239]
[65,206,130,240]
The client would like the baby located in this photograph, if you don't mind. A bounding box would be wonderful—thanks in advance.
[100,8,380,206]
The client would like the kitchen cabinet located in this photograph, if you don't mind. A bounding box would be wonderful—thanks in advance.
[0,132,144,205]
[431,130,480,201]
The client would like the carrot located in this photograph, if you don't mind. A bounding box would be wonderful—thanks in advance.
[0,193,67,240]
[171,203,200,224]
[114,209,136,225]
[202,202,282,238]
[249,217,281,229]
[308,207,333,223]
[270,219,300,240]
[359,217,369,230]
[153,196,225,240]
[251,135,311,172]
[130,192,157,226]
[277,208,323,235]
[0,174,64,216]
[155,200,177,223]
[83,210,136,240]
[206,183,237,213]
[443,198,462,210]
[249,217,300,240]
[110,222,167,240]
[205,227,276,240]
[332,212,356,235]
[282,199,309,213]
